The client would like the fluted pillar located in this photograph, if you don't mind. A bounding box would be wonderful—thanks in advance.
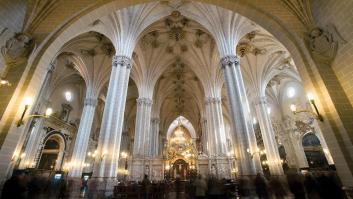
[204,97,227,156]
[150,118,160,157]
[95,55,131,177]
[69,97,97,177]
[254,96,284,175]
[220,55,258,176]
[133,98,152,157]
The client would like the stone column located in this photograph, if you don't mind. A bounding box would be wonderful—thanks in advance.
[18,63,56,169]
[131,98,152,181]
[220,55,258,176]
[95,55,131,178]
[254,96,284,175]
[150,118,160,157]
[133,98,153,157]
[69,97,97,177]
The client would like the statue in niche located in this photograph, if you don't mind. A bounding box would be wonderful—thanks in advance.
[306,25,346,66]
[60,103,72,122]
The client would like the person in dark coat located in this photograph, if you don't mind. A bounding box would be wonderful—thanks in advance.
[1,170,27,199]
[254,173,269,199]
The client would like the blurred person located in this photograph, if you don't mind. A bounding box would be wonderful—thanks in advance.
[238,177,252,199]
[303,174,320,199]
[27,173,42,199]
[142,174,151,199]
[1,170,27,199]
[193,174,207,199]
[254,173,270,199]
[269,177,287,199]
[287,172,306,199]
[317,172,345,199]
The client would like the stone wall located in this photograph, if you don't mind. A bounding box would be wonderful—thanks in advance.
[312,0,353,106]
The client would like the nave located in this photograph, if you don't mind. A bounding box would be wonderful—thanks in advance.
[0,0,353,198]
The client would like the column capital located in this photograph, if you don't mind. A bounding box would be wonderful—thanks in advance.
[136,97,152,106]
[112,55,131,69]
[84,98,98,106]
[220,55,239,68]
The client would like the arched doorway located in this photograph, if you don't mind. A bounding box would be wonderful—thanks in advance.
[302,133,329,169]
[37,133,66,171]
[165,117,197,180]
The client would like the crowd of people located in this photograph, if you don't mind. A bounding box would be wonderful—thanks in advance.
[0,170,348,199]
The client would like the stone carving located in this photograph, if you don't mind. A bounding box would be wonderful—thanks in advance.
[220,55,239,68]
[112,55,131,69]
[307,26,346,65]
[136,97,153,106]
[236,42,266,57]
[1,33,34,77]
[205,97,221,104]
[295,120,314,135]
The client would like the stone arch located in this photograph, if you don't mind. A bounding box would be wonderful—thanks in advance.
[166,116,196,140]
[37,131,66,170]
[21,1,311,112]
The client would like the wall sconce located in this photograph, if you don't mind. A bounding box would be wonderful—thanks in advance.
[17,97,53,127]
[247,148,266,159]
[290,92,323,121]
[0,79,11,87]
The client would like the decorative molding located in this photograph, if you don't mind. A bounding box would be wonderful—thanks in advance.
[281,0,315,30]
[220,55,239,68]
[112,55,131,69]
[23,0,61,34]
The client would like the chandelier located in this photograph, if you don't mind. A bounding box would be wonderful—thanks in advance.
[170,126,186,144]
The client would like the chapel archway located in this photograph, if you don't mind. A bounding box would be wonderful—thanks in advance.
[37,133,66,171]
[302,133,329,169]
[164,117,197,180]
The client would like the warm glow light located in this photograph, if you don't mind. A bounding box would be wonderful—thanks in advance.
[121,151,128,159]
[88,152,92,156]
[65,91,72,102]
[287,87,296,98]
[24,97,33,106]
[307,92,314,101]
[246,148,250,153]
[0,79,10,85]
[290,104,297,112]
[165,165,170,170]
[45,108,53,116]
[20,152,26,158]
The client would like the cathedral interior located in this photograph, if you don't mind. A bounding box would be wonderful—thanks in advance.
[0,0,353,198]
